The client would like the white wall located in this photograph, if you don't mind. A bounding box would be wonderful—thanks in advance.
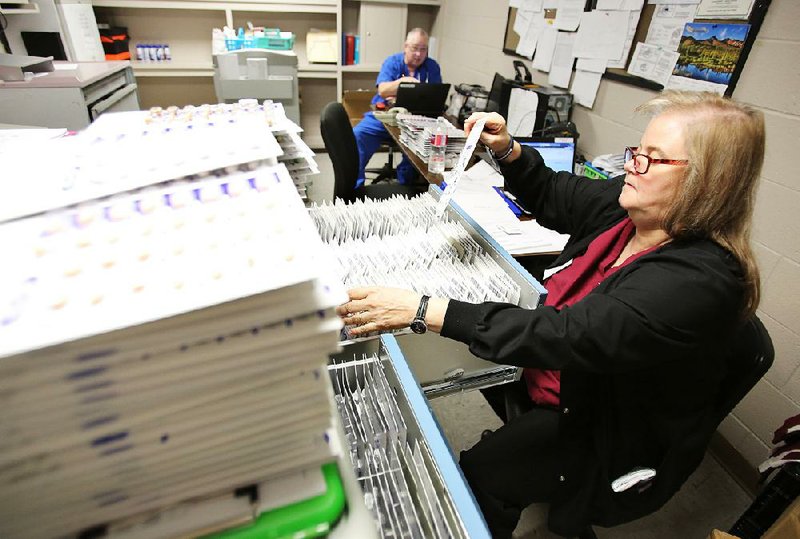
[436,0,800,474]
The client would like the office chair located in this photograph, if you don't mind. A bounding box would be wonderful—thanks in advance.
[501,316,774,539]
[320,102,419,203]
[365,141,397,183]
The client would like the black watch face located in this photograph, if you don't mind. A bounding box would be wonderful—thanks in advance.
[410,319,427,334]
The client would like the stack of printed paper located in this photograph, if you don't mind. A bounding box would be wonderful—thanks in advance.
[395,114,466,169]
[0,107,344,539]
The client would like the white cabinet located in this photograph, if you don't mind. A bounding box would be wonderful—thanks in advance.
[358,2,406,68]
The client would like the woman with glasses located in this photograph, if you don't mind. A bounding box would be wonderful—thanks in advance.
[337,91,765,537]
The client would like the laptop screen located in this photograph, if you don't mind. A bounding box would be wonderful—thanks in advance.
[517,137,575,173]
[395,82,451,116]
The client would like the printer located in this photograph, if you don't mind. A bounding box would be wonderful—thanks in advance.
[213,49,299,124]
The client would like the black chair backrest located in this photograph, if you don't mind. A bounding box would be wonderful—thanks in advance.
[714,316,774,424]
[320,101,359,203]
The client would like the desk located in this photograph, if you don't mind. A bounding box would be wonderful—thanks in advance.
[380,117,565,273]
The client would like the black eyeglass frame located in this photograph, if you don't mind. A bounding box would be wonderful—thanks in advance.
[624,146,689,175]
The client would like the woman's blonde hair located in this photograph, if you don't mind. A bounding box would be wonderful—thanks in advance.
[636,91,764,319]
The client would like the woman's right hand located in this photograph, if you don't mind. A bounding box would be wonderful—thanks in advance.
[464,112,512,155]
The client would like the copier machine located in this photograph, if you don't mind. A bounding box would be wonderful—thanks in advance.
[213,49,300,125]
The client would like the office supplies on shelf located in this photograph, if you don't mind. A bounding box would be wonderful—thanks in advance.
[224,27,295,51]
[307,28,337,63]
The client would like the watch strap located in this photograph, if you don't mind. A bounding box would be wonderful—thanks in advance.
[415,295,430,323]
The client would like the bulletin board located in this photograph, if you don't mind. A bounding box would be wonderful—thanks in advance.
[502,0,772,97]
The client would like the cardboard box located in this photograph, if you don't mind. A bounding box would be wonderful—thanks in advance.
[763,497,800,539]
[342,90,374,127]
[306,29,337,63]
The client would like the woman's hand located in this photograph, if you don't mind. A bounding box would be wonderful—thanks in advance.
[336,287,450,337]
[464,112,513,155]
[337,287,420,337]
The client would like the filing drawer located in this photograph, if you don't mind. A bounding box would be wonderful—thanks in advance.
[329,336,491,539]
[83,69,130,105]
[408,188,546,397]
[336,187,547,397]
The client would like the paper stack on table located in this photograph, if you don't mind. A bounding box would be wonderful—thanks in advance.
[450,160,569,256]
[395,113,466,169]
[0,105,345,539]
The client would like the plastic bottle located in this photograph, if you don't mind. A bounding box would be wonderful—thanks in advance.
[428,118,447,174]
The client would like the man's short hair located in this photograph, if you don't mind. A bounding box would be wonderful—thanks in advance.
[405,28,429,43]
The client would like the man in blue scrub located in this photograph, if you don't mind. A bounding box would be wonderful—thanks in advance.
[352,28,442,187]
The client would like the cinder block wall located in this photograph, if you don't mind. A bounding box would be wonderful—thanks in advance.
[434,0,800,478]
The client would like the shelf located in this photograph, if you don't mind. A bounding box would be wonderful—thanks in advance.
[361,0,440,4]
[132,62,214,77]
[132,62,340,78]
[0,3,40,14]
[341,65,381,73]
[92,0,336,12]
[298,64,337,72]
[299,64,337,78]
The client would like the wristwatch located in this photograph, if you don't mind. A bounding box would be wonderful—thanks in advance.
[410,295,431,334]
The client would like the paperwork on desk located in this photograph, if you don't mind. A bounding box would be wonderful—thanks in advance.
[451,160,569,256]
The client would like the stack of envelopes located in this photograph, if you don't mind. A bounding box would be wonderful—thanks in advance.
[395,113,466,169]
[0,106,346,538]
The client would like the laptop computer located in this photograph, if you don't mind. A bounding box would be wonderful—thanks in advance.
[395,82,451,116]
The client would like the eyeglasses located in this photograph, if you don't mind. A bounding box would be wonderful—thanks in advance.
[405,45,428,53]
[624,146,689,175]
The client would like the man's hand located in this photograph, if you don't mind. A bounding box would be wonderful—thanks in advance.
[378,76,419,99]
